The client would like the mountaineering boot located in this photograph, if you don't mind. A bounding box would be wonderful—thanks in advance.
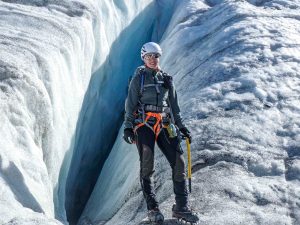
[148,207,164,224]
[172,204,199,224]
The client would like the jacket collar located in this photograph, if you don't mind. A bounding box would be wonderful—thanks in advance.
[144,65,161,75]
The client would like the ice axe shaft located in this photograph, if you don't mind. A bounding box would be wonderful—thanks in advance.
[185,137,192,193]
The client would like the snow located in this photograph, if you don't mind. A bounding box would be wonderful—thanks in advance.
[0,0,99,223]
[84,0,300,224]
[1,0,300,225]
[77,129,140,224]
[0,0,154,224]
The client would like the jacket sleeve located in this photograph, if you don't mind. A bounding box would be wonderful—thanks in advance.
[169,81,185,129]
[124,70,140,129]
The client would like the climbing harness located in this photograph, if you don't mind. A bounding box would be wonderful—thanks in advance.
[134,112,163,140]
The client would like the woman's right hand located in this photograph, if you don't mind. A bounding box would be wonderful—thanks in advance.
[123,128,135,144]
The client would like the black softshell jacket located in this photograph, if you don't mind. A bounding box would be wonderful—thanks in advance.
[124,66,185,130]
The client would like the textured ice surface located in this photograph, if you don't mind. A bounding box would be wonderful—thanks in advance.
[0,0,154,224]
[89,0,300,225]
[1,0,300,225]
[64,1,154,224]
[0,0,99,224]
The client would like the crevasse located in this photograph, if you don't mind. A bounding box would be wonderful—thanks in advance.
[0,0,162,224]
[1,0,300,225]
[65,1,179,224]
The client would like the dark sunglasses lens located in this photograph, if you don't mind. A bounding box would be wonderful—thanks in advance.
[145,53,160,59]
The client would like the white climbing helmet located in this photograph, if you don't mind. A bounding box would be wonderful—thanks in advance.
[141,42,162,60]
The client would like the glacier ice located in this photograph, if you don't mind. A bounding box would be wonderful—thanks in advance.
[64,1,155,224]
[1,0,300,225]
[0,0,156,223]
[0,0,101,224]
[80,0,300,225]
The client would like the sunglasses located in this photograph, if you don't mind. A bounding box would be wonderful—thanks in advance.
[144,53,160,60]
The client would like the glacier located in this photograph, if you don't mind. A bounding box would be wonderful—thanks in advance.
[0,0,99,224]
[1,0,300,225]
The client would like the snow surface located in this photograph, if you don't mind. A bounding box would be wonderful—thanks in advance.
[1,0,300,225]
[80,0,300,225]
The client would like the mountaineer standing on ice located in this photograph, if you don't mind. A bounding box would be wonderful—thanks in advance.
[123,42,199,224]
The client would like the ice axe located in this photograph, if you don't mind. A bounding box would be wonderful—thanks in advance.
[186,138,192,193]
[181,135,192,193]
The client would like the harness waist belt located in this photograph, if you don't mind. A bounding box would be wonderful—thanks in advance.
[144,105,170,113]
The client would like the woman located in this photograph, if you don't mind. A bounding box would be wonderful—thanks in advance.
[123,42,199,224]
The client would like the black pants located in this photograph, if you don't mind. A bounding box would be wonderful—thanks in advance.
[135,125,188,210]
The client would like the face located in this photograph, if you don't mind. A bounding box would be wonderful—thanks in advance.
[143,53,160,70]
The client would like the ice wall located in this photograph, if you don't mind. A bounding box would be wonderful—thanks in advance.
[0,0,173,224]
[0,0,101,224]
[0,0,161,223]
[77,1,181,223]
[64,1,158,224]
[84,0,300,224]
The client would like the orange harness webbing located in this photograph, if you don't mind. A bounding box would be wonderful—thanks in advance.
[134,112,164,140]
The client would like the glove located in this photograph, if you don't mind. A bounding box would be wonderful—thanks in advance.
[162,74,173,89]
[180,127,192,143]
[123,128,135,144]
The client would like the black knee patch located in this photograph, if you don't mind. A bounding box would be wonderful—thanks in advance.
[140,144,154,179]
[173,153,186,182]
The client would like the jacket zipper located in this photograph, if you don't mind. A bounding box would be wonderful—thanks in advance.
[154,72,159,107]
